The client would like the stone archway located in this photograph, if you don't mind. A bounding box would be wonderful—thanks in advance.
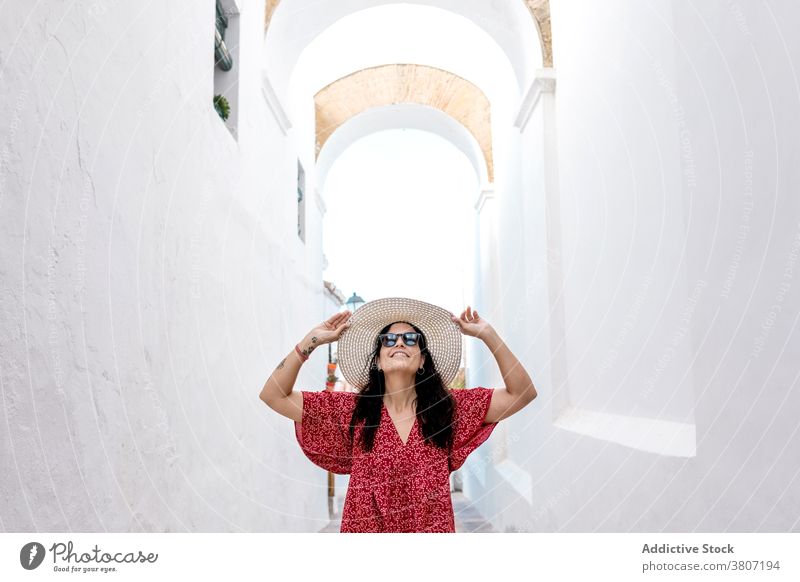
[264,0,552,67]
[316,103,490,193]
[314,64,493,182]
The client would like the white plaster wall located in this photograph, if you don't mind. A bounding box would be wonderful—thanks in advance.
[463,72,563,530]
[0,0,333,532]
[470,0,800,532]
[458,22,551,515]
[667,0,800,531]
[554,1,695,425]
[288,3,519,110]
[266,0,541,102]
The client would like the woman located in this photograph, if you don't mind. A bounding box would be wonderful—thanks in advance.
[259,297,537,533]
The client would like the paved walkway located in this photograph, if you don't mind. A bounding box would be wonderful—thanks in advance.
[452,491,497,532]
[317,491,496,533]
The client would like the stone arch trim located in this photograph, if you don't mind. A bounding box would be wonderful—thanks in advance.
[263,0,280,30]
[264,0,553,67]
[316,104,489,192]
[315,64,493,182]
[524,0,552,67]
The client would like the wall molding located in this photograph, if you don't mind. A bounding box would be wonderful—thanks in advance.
[514,68,557,131]
[554,405,696,457]
[475,187,495,213]
[313,187,326,216]
[261,72,292,134]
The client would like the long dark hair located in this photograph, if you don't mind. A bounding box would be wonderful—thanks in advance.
[348,321,455,453]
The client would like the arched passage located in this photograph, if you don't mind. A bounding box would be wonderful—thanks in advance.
[316,103,489,192]
[315,65,493,183]
[261,0,560,532]
[263,0,547,105]
[263,0,552,68]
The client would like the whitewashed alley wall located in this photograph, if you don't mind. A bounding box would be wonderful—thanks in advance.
[0,0,331,532]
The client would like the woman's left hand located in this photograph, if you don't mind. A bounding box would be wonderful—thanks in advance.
[451,306,493,338]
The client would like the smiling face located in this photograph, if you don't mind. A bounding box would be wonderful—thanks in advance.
[377,322,426,375]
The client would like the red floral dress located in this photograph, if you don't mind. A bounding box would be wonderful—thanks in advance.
[294,387,497,533]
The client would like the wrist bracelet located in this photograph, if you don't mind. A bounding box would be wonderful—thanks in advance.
[295,344,309,362]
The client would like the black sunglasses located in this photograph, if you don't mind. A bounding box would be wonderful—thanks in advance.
[378,332,421,347]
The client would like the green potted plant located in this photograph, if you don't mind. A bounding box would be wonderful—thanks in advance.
[214,94,230,121]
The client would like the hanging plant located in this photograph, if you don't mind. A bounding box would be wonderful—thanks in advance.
[214,94,230,121]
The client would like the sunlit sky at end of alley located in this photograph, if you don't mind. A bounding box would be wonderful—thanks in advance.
[322,128,478,316]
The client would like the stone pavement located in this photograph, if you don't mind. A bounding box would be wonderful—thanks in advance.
[452,491,497,532]
[317,491,496,533]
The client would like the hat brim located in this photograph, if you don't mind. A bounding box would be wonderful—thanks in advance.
[336,297,462,389]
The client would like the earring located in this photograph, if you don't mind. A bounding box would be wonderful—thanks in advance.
[417,366,424,375]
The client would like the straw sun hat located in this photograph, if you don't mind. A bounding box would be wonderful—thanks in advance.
[336,297,462,389]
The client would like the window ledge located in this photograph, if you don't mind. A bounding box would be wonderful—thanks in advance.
[554,405,696,457]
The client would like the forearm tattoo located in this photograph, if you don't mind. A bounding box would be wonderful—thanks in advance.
[276,357,286,370]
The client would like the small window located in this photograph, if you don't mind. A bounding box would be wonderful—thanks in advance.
[297,161,306,242]
[213,0,240,139]
[214,0,233,71]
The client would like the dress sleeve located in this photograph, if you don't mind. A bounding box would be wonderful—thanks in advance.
[293,390,355,475]
[448,387,498,472]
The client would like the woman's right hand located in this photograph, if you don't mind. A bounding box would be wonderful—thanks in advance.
[306,310,352,345]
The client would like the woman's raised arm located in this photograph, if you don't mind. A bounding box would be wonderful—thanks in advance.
[451,306,537,423]
[259,311,351,422]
